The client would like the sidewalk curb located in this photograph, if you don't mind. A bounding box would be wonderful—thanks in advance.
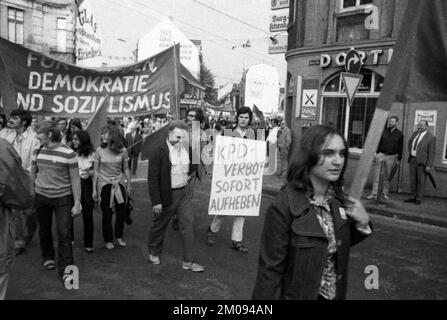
[262,186,447,229]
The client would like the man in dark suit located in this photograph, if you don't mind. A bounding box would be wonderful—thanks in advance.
[405,120,436,205]
[125,123,142,176]
[146,121,204,272]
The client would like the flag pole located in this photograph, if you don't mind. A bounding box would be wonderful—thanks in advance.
[173,43,180,120]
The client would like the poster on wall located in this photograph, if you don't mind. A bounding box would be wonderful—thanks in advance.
[414,110,437,135]
[301,88,318,121]
[75,0,103,67]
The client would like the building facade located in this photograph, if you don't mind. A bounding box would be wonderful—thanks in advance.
[286,0,447,197]
[0,0,76,63]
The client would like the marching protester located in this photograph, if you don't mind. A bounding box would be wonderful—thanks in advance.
[367,116,404,201]
[405,120,436,205]
[206,106,255,254]
[252,125,372,300]
[72,130,96,253]
[31,120,81,281]
[171,108,206,231]
[0,110,40,255]
[277,120,292,178]
[147,121,204,272]
[66,118,83,150]
[93,124,131,250]
[56,117,69,145]
[125,122,143,176]
[0,138,34,299]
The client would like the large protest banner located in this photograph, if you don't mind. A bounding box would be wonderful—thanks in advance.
[0,37,183,117]
[208,135,266,217]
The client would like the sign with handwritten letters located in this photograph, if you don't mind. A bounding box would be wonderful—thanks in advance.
[208,135,266,217]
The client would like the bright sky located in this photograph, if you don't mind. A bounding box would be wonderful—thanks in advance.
[91,0,287,88]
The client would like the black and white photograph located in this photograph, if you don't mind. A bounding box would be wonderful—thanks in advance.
[0,0,446,306]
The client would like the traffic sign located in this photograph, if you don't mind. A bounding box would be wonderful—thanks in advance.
[341,72,363,106]
[345,49,362,74]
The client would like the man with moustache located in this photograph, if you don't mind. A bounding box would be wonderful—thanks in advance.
[147,121,204,272]
[405,120,436,205]
[367,116,404,201]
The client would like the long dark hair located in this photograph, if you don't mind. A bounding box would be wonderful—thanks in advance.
[73,130,94,157]
[101,124,124,154]
[287,125,348,200]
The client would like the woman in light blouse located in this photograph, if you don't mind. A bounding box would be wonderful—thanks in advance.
[72,130,96,253]
[252,125,372,300]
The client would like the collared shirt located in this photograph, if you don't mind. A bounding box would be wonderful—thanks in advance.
[167,140,190,189]
[377,127,404,160]
[0,127,40,172]
[411,130,428,157]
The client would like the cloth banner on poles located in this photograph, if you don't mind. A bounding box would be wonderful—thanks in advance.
[0,37,184,117]
[208,135,266,217]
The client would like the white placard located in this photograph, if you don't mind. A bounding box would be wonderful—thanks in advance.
[208,135,266,217]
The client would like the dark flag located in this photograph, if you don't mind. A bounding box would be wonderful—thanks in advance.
[253,105,265,126]
[86,102,108,149]
[378,0,447,108]
[0,54,18,117]
[140,125,170,161]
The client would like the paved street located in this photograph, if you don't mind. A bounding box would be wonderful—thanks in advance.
[6,176,447,300]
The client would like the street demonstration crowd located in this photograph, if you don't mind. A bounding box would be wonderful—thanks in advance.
[0,106,372,300]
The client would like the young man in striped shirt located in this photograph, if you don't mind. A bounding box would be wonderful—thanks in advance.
[31,121,81,282]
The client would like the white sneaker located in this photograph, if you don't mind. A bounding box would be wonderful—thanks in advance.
[366,194,377,200]
[148,254,160,265]
[381,195,390,200]
[105,242,114,250]
[117,238,127,247]
[182,261,205,272]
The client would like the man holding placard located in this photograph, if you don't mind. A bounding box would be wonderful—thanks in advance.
[206,107,264,254]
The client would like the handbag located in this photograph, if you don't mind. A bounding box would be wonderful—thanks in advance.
[124,192,134,225]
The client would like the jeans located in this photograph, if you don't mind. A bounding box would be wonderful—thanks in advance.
[81,178,94,248]
[100,184,127,243]
[148,184,195,262]
[35,194,74,276]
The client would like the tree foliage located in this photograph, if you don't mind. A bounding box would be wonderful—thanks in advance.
[199,62,217,104]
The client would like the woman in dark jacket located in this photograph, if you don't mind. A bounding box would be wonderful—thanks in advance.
[252,125,372,300]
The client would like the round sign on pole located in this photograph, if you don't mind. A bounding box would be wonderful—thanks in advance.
[345,49,362,74]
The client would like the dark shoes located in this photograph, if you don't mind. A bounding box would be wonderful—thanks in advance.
[232,241,248,254]
[206,227,217,246]
[405,198,422,205]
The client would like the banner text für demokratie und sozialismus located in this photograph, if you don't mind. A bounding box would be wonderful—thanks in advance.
[20,53,171,115]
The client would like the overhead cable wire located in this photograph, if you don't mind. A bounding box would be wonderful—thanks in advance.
[189,0,270,36]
